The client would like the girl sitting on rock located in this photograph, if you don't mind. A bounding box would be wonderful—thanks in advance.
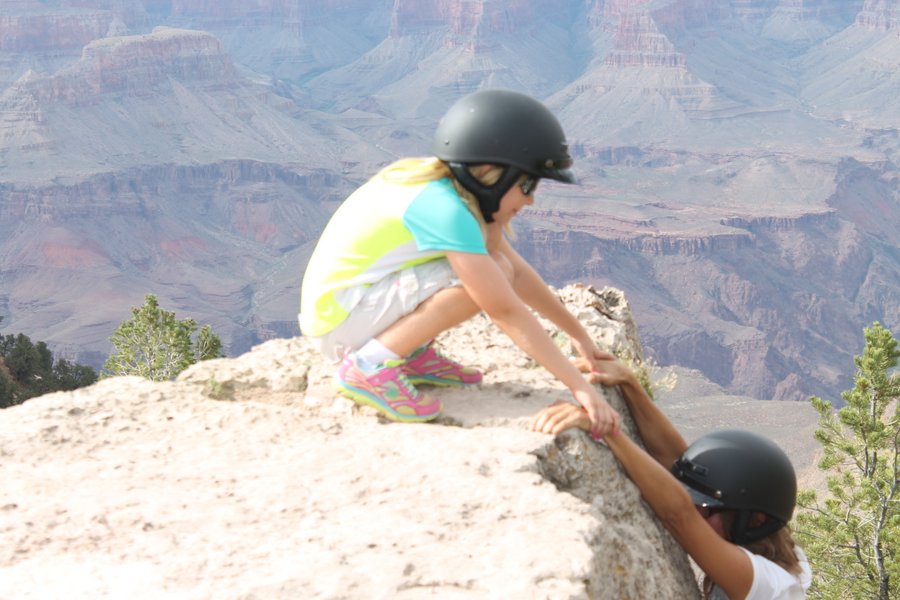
[532,356,811,599]
[300,89,620,437]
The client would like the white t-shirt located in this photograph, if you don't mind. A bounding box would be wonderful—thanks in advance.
[711,547,812,600]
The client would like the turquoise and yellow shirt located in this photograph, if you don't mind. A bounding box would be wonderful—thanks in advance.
[299,177,487,337]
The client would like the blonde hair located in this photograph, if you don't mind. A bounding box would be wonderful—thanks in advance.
[376,157,515,232]
[702,523,802,598]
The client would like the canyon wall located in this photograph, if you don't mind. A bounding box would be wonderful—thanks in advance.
[0,0,898,404]
[515,157,900,401]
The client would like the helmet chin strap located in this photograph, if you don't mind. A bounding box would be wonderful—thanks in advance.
[730,510,785,545]
[448,163,522,223]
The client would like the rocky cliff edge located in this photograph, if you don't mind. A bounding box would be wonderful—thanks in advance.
[0,285,700,599]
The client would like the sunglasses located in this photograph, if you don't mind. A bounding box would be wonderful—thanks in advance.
[519,176,539,196]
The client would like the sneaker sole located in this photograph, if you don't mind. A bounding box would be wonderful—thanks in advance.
[404,375,481,387]
[334,382,441,423]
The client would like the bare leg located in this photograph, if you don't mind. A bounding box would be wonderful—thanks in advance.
[375,285,480,357]
[375,250,514,357]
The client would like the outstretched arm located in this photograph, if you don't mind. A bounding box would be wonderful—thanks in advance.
[496,237,609,370]
[446,250,621,437]
[531,405,754,600]
[604,432,755,600]
[576,356,688,468]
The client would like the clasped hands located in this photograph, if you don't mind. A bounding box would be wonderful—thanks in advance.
[534,348,634,439]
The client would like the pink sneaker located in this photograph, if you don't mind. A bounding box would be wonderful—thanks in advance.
[402,344,483,387]
[335,353,442,422]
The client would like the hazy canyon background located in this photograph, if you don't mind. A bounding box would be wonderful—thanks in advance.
[1,0,898,404]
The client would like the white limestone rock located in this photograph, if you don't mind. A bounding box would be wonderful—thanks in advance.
[0,285,700,599]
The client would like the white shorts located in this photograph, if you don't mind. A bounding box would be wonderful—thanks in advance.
[308,259,460,362]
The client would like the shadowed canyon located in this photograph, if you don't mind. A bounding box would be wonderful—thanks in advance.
[1,0,898,402]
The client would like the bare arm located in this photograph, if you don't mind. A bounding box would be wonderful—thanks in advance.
[604,433,755,600]
[531,405,755,600]
[446,250,620,436]
[497,237,608,367]
[497,234,684,463]
[581,357,688,468]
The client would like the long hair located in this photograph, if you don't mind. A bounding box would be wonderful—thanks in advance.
[376,157,507,230]
[701,522,802,598]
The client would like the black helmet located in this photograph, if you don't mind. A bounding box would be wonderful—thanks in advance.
[671,429,797,545]
[432,89,575,222]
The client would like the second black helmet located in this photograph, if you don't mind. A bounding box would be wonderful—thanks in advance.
[671,429,797,545]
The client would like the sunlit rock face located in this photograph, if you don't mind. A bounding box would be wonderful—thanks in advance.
[0,286,704,599]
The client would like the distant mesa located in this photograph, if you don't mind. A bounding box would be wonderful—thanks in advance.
[9,27,236,104]
[0,9,122,53]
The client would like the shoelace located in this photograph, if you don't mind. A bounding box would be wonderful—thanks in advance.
[384,360,421,398]
[425,347,453,366]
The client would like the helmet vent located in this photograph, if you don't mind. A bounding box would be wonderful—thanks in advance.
[688,462,708,476]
